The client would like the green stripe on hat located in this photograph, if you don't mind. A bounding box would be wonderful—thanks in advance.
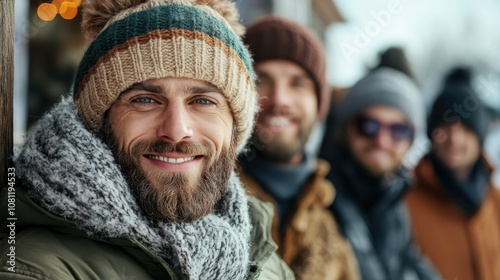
[74,4,254,97]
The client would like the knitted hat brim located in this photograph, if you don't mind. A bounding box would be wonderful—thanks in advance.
[74,2,257,153]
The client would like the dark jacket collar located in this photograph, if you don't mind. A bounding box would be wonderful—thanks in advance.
[325,149,438,280]
[239,151,316,201]
[327,148,410,213]
[416,154,493,215]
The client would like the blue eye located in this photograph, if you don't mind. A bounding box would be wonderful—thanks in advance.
[133,97,156,103]
[193,98,214,105]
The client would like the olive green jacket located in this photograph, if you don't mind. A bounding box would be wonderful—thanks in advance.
[0,187,294,280]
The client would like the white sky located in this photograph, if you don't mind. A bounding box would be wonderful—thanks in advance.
[327,0,500,109]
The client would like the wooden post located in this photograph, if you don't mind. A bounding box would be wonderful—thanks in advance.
[1,0,15,187]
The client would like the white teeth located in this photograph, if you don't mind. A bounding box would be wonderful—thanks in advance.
[148,155,195,164]
[269,116,290,127]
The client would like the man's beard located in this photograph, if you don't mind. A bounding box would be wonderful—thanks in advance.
[345,139,402,179]
[101,120,236,223]
[252,113,315,164]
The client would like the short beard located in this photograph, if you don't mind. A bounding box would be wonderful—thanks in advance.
[341,136,399,179]
[251,121,314,164]
[100,118,236,223]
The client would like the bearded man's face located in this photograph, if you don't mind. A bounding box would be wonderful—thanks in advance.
[103,77,236,222]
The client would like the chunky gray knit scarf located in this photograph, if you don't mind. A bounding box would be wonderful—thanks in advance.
[14,97,251,279]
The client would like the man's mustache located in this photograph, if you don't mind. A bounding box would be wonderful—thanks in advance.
[363,146,393,154]
[132,139,215,159]
[260,107,300,119]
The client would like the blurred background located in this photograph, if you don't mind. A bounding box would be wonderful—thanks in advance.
[13,0,500,184]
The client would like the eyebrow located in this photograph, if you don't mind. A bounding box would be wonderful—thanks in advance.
[291,74,313,82]
[121,83,163,95]
[186,84,223,95]
[257,70,312,81]
[120,82,223,96]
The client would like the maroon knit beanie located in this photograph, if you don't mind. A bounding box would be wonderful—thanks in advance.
[244,16,329,120]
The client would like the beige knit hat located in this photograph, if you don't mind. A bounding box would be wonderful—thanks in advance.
[74,0,257,153]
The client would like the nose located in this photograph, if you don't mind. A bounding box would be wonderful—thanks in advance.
[446,123,464,146]
[264,82,292,110]
[157,100,194,143]
[373,127,393,148]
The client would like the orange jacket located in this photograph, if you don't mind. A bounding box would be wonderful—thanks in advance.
[239,159,360,280]
[406,156,500,280]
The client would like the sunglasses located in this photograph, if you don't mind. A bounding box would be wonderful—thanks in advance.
[354,116,414,141]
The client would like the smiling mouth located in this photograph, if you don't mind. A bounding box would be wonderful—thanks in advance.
[260,116,295,130]
[146,155,197,164]
[270,116,290,126]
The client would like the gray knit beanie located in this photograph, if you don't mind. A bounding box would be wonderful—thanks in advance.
[335,67,425,138]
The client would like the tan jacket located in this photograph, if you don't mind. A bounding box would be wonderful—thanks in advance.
[406,156,500,280]
[239,159,360,280]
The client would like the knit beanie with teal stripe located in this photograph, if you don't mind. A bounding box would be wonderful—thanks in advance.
[75,0,257,153]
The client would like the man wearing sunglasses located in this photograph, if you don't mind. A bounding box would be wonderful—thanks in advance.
[406,68,500,280]
[320,67,439,280]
